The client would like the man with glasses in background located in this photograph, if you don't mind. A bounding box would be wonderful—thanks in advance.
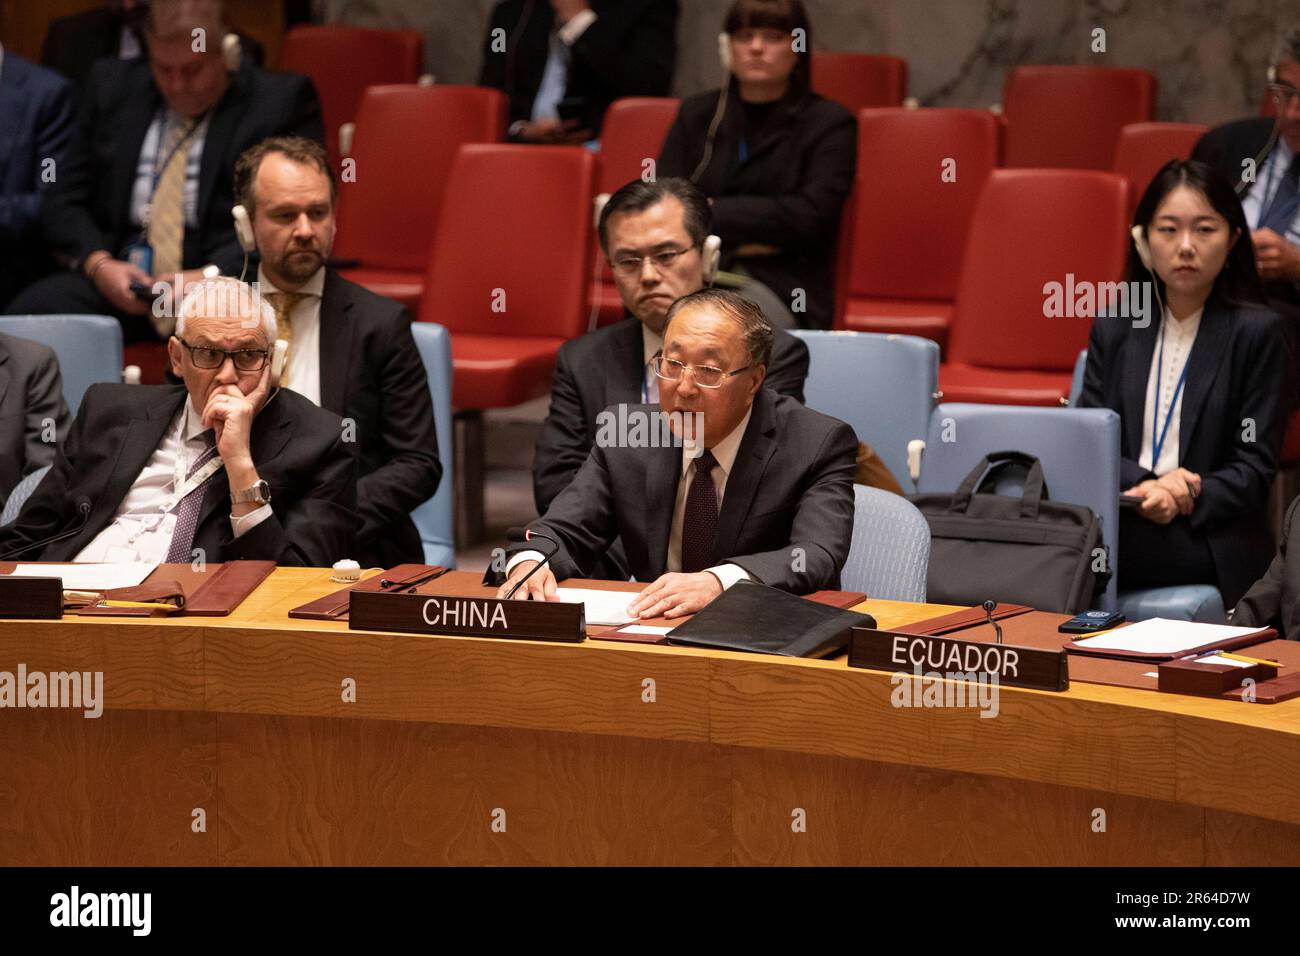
[499,288,856,616]
[0,277,358,567]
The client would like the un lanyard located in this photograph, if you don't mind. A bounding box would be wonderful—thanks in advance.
[1151,324,1192,469]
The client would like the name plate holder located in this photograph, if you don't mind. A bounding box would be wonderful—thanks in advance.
[848,627,1068,692]
[349,590,585,643]
[0,576,63,620]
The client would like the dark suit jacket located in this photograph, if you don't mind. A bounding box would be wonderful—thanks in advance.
[40,7,265,88]
[658,85,857,330]
[532,315,809,512]
[0,53,75,307]
[1235,495,1300,639]
[0,383,358,566]
[316,271,441,567]
[0,332,69,506]
[479,0,677,136]
[1077,302,1284,605]
[512,389,857,592]
[39,58,321,276]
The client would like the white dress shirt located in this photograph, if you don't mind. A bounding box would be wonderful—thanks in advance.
[73,399,272,563]
[508,408,753,590]
[1138,306,1203,476]
[258,264,325,405]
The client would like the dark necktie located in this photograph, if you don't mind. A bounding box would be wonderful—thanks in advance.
[164,429,219,564]
[680,449,719,573]
[1260,154,1300,234]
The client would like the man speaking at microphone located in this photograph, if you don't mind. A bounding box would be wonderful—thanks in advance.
[496,288,856,618]
[0,277,357,567]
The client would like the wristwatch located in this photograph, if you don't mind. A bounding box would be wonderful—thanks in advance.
[230,479,271,506]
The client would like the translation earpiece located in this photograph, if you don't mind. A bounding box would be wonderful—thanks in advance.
[269,339,288,388]
[232,204,255,253]
[222,33,242,71]
[717,32,732,72]
[1130,225,1154,271]
[702,234,722,285]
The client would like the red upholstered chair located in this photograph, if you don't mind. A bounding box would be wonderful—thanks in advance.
[122,342,169,384]
[1002,66,1156,169]
[837,108,1000,351]
[419,144,595,409]
[590,97,680,328]
[280,25,423,165]
[333,85,506,313]
[1112,122,1208,215]
[940,169,1130,406]
[811,53,907,113]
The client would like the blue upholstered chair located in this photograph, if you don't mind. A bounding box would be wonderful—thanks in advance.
[0,315,124,416]
[1067,349,1087,406]
[917,403,1122,610]
[842,485,931,601]
[790,330,939,489]
[409,323,455,567]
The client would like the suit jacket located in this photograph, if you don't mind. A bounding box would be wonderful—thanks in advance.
[1077,302,1284,605]
[40,8,265,88]
[0,383,358,567]
[39,58,321,276]
[658,86,857,330]
[0,53,75,307]
[513,388,857,592]
[532,315,810,512]
[479,0,677,136]
[0,332,69,505]
[1235,495,1300,639]
[316,271,441,567]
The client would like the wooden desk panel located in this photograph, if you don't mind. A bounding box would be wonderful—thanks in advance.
[1,568,1298,865]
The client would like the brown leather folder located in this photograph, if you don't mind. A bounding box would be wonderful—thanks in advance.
[184,560,276,615]
[893,603,1033,636]
[288,564,443,620]
[66,560,275,617]
[1065,624,1277,662]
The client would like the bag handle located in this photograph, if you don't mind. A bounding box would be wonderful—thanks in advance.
[949,450,1048,518]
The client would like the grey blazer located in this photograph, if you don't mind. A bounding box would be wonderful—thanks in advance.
[0,331,68,507]
[510,388,856,592]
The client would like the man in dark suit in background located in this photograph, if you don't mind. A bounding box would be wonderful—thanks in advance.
[0,47,75,309]
[500,289,856,617]
[0,277,357,567]
[40,0,265,89]
[233,136,441,568]
[0,332,69,509]
[1235,494,1300,639]
[7,0,322,343]
[479,0,677,142]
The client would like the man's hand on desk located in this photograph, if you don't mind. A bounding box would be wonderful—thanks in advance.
[626,571,721,619]
[495,560,560,601]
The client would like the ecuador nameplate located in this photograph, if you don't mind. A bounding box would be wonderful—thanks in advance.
[848,627,1068,692]
[349,590,585,643]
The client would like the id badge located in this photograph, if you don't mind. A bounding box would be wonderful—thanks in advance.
[125,242,153,275]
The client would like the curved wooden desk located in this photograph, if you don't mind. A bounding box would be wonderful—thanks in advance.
[0,568,1297,866]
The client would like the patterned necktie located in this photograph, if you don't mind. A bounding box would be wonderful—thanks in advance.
[680,449,719,573]
[266,292,306,387]
[164,429,219,564]
[1260,154,1300,234]
[147,115,196,282]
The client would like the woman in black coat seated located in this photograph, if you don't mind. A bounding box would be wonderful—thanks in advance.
[1079,160,1284,608]
[657,0,855,331]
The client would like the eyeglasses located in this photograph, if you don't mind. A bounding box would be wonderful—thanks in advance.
[177,339,269,371]
[649,356,751,389]
[610,245,697,276]
[1269,83,1300,107]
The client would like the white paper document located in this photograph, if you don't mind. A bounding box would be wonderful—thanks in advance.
[8,563,157,591]
[1071,618,1264,656]
[619,624,674,636]
[554,587,637,626]
[1195,654,1253,669]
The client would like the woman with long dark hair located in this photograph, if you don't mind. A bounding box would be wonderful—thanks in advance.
[1078,160,1284,608]
[657,0,855,330]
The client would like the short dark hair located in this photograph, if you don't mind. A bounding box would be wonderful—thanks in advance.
[233,136,336,217]
[1272,27,1300,69]
[724,0,813,92]
[597,177,713,254]
[1130,159,1265,309]
[663,288,774,369]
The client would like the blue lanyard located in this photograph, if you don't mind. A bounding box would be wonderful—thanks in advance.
[1150,324,1192,468]
[738,136,748,164]
[149,111,204,198]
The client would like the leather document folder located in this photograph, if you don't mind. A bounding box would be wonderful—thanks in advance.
[666,580,876,658]
[288,564,444,620]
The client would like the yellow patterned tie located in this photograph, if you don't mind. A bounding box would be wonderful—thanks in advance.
[147,115,195,282]
[267,292,306,388]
